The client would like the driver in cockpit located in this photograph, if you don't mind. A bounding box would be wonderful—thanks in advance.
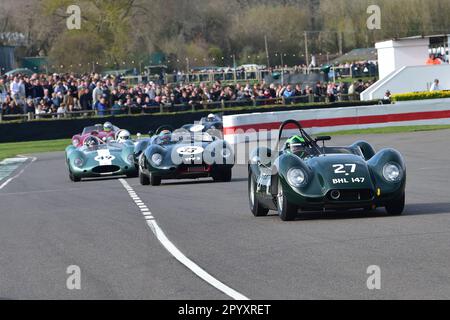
[84,136,101,149]
[285,135,310,158]
[206,114,217,122]
[157,130,172,145]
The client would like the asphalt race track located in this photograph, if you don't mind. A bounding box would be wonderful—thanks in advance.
[1,130,450,300]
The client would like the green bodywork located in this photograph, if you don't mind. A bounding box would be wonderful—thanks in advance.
[249,140,406,211]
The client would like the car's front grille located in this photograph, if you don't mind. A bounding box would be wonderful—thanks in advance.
[92,165,121,174]
[327,189,374,202]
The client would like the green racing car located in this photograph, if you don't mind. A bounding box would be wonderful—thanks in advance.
[248,120,406,221]
[66,135,137,182]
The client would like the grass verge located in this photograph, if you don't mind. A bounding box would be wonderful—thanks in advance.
[0,139,70,161]
[323,125,450,136]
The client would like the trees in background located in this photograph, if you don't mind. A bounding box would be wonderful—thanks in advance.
[1,0,448,71]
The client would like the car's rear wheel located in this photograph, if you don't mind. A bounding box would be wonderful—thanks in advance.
[212,167,232,182]
[385,192,405,216]
[248,172,269,217]
[276,180,298,221]
[139,170,150,185]
[150,173,162,186]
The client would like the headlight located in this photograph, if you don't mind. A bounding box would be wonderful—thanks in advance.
[72,139,79,146]
[383,163,402,182]
[74,158,84,168]
[287,168,307,187]
[151,153,163,166]
[127,154,135,163]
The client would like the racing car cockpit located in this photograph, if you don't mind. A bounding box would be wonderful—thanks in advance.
[204,114,220,123]
[154,130,173,146]
[284,135,315,159]
[83,136,104,149]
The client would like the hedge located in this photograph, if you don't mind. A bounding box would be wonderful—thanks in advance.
[392,90,450,102]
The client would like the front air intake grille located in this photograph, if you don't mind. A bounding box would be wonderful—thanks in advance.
[327,189,374,202]
[92,165,121,174]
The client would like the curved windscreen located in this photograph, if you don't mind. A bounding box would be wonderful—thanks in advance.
[155,132,214,146]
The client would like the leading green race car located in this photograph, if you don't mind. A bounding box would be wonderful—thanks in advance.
[66,136,138,182]
[248,120,406,221]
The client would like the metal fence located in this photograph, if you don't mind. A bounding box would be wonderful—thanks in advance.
[130,65,378,86]
[0,93,361,123]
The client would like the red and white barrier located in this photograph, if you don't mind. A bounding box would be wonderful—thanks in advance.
[223,98,450,144]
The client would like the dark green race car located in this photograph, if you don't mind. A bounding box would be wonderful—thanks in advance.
[138,129,234,186]
[248,120,406,221]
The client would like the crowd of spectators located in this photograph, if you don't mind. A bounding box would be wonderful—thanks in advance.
[0,72,374,119]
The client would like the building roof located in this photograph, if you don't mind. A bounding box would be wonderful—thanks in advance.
[330,48,378,64]
[396,34,450,41]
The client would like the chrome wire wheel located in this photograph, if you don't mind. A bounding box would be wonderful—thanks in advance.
[277,180,284,213]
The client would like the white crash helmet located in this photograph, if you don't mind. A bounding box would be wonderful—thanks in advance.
[117,130,131,143]
[207,113,215,120]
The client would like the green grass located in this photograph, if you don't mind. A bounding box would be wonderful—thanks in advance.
[322,125,450,136]
[0,139,70,161]
[1,125,450,161]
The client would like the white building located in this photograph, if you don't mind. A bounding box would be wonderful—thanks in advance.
[361,35,450,101]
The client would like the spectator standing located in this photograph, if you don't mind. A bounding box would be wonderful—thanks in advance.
[79,88,92,110]
[430,79,440,92]
[92,82,103,105]
[426,54,442,65]
[94,97,108,116]
[57,103,66,118]
[283,85,295,104]
[10,77,22,101]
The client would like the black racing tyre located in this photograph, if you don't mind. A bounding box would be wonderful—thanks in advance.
[139,170,150,186]
[150,173,162,186]
[212,167,232,182]
[248,172,269,217]
[69,171,81,182]
[385,192,405,216]
[276,180,298,221]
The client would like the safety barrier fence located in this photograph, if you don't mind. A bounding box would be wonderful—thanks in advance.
[223,98,450,145]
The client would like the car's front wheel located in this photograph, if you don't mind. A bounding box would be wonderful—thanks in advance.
[385,192,405,216]
[149,173,162,186]
[248,172,269,217]
[69,170,81,182]
[139,169,150,185]
[276,180,298,221]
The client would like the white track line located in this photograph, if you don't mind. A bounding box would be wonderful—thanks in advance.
[0,157,37,191]
[118,178,249,300]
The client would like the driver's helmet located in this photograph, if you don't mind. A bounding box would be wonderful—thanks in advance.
[207,114,216,122]
[84,136,100,148]
[103,122,114,133]
[159,129,171,136]
[117,130,131,143]
[286,135,307,155]
[157,130,172,144]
